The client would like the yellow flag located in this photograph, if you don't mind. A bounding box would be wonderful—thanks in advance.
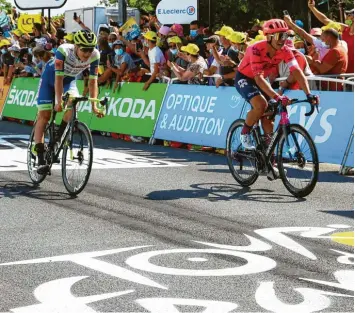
[17,14,42,34]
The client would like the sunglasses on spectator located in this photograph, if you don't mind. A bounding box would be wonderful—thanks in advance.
[79,47,95,53]
[272,32,288,41]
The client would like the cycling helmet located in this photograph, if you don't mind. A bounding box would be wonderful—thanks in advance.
[73,30,97,47]
[263,19,288,35]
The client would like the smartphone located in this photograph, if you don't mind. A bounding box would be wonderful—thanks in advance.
[136,41,143,51]
[73,12,77,20]
[283,10,289,16]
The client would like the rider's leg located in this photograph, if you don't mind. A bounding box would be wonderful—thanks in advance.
[34,109,51,166]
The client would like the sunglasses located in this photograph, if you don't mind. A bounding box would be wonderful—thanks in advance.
[79,47,95,53]
[272,32,289,41]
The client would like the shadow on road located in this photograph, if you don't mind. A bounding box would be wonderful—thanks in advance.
[320,210,354,219]
[146,183,306,203]
[0,180,76,201]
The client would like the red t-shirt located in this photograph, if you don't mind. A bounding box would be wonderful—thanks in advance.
[321,44,348,90]
[238,40,300,79]
[342,27,354,73]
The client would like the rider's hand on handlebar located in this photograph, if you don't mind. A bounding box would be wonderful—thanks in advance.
[307,94,320,106]
[92,105,105,118]
[273,94,291,106]
[55,103,63,112]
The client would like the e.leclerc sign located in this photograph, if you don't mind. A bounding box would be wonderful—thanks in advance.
[14,0,67,10]
[156,0,198,25]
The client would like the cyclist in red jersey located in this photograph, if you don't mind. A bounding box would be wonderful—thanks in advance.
[235,19,319,153]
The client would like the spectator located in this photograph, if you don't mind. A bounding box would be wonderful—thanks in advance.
[214,25,238,86]
[111,40,136,89]
[0,39,14,84]
[108,32,118,49]
[308,28,348,90]
[171,24,184,38]
[188,20,206,58]
[203,35,222,84]
[227,31,247,61]
[166,36,188,83]
[64,32,75,44]
[169,43,207,85]
[308,0,354,73]
[278,39,313,90]
[138,31,166,90]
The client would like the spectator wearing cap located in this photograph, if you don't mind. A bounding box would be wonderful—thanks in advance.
[111,40,136,89]
[171,24,184,38]
[188,20,206,58]
[166,36,188,83]
[309,28,348,90]
[8,44,21,77]
[138,31,166,90]
[0,39,14,85]
[108,32,118,49]
[11,29,27,45]
[157,25,170,52]
[203,35,222,85]
[169,43,207,85]
[308,1,354,73]
[214,25,238,86]
[227,31,248,61]
[64,32,75,44]
[31,22,49,42]
[31,43,55,76]
[278,39,313,90]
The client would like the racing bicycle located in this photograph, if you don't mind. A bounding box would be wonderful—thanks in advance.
[27,94,108,196]
[226,99,319,198]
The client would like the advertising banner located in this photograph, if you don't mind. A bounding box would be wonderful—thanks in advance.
[89,83,167,137]
[153,85,246,148]
[14,0,67,10]
[17,14,42,34]
[156,0,198,25]
[1,78,167,138]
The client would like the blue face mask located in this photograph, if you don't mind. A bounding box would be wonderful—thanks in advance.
[52,48,57,54]
[170,48,178,55]
[28,48,32,55]
[115,48,124,56]
[108,42,113,48]
[297,48,306,54]
[1,48,7,54]
[190,29,198,37]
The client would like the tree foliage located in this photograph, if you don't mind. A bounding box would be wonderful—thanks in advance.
[98,0,354,30]
[0,0,12,12]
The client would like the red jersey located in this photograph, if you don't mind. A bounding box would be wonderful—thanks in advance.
[238,40,300,79]
[342,27,354,73]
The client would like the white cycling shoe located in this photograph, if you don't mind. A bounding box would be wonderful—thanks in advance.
[240,133,255,150]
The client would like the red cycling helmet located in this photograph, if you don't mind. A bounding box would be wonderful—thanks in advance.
[263,19,289,35]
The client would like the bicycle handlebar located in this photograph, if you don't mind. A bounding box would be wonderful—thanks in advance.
[267,98,319,120]
[61,94,109,113]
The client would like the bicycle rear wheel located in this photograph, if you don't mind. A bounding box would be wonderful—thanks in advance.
[62,121,93,196]
[277,124,319,198]
[226,119,259,187]
[27,123,50,184]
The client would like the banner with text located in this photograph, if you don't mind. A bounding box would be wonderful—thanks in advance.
[153,85,246,147]
[1,78,167,137]
[0,77,11,116]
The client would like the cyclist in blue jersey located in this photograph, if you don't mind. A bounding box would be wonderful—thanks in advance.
[34,29,104,174]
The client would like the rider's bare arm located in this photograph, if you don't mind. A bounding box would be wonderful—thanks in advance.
[292,68,311,95]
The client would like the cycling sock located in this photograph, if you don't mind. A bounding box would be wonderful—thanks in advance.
[34,143,45,165]
[241,123,252,135]
[56,120,68,141]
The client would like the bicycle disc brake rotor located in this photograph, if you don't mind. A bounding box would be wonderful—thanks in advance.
[295,151,306,168]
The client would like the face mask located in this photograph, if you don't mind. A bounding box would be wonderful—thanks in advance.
[11,53,15,58]
[108,42,113,48]
[28,48,32,54]
[52,48,57,54]
[209,48,213,54]
[190,29,198,37]
[345,19,353,26]
[170,48,178,55]
[297,48,306,54]
[143,40,149,47]
[1,48,7,54]
[115,48,124,56]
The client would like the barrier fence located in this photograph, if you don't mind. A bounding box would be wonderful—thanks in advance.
[0,76,354,172]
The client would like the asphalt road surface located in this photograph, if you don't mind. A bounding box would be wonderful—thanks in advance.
[0,120,354,313]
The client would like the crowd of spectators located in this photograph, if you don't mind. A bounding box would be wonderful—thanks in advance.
[0,2,353,147]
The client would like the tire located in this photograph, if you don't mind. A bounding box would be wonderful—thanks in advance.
[62,121,93,196]
[27,123,49,184]
[226,119,259,187]
[277,124,319,198]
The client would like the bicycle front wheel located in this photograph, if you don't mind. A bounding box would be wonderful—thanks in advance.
[62,121,93,196]
[277,124,319,198]
[226,119,259,187]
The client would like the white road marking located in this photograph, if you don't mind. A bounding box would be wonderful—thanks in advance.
[0,134,185,171]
